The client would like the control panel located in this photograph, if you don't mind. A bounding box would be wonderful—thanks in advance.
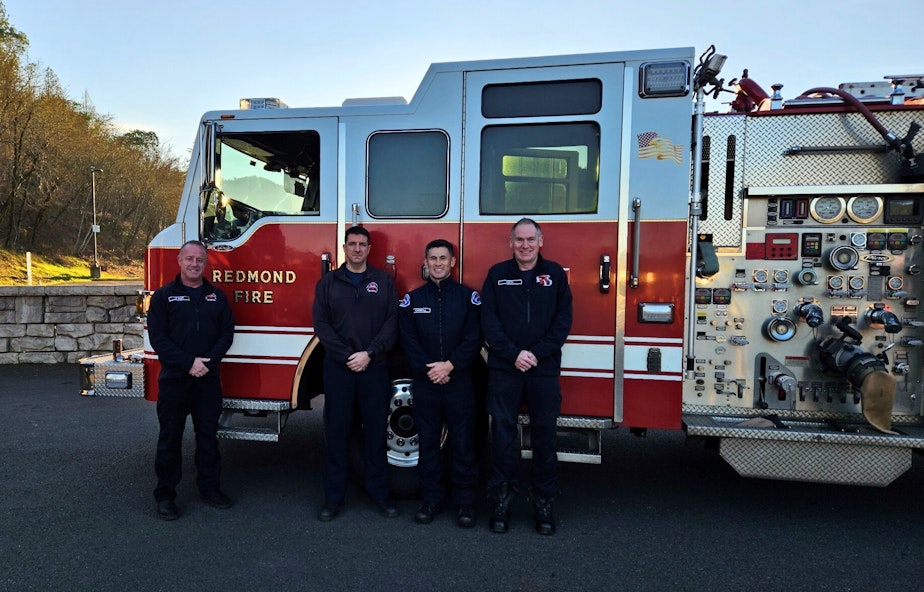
[686,191,924,417]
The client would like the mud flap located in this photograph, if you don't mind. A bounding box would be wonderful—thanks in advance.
[860,371,898,434]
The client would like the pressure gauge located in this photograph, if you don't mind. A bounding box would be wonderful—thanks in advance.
[887,276,904,291]
[810,196,847,223]
[771,299,789,315]
[752,269,769,283]
[847,195,883,223]
[772,269,790,283]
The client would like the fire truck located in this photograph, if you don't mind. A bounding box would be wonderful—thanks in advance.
[81,45,924,488]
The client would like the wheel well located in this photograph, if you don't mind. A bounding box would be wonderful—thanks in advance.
[294,341,325,410]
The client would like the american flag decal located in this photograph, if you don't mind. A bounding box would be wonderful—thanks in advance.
[637,131,684,164]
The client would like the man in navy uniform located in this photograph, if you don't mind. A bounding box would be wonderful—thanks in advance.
[481,218,572,535]
[148,240,235,521]
[399,239,482,528]
[313,226,399,521]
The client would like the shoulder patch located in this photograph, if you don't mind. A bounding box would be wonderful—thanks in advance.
[471,291,481,306]
[399,293,410,308]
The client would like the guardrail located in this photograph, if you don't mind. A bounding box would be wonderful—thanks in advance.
[0,284,143,363]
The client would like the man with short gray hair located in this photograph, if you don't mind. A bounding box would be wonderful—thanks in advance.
[481,218,572,535]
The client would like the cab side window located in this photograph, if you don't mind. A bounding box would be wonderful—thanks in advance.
[367,130,449,218]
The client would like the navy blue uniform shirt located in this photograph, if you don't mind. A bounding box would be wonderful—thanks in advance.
[398,276,482,377]
[147,275,235,380]
[480,255,573,376]
[312,263,398,366]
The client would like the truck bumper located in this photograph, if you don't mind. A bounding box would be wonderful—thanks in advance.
[684,413,924,486]
[80,350,146,398]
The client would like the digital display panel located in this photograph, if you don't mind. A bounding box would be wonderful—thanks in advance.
[884,195,922,224]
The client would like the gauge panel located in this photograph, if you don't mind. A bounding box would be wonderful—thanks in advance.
[810,196,846,223]
[846,195,883,223]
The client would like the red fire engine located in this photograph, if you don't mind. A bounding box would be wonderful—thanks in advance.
[82,46,924,488]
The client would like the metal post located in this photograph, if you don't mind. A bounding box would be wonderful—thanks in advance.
[90,167,103,279]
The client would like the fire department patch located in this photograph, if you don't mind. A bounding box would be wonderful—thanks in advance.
[536,274,553,286]
[367,282,379,294]
[471,291,481,306]
[205,293,217,301]
[399,293,410,307]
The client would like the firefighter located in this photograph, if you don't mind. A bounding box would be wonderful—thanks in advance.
[313,226,399,521]
[147,240,236,521]
[399,239,482,528]
[481,218,573,535]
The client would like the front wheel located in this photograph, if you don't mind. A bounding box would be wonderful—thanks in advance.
[385,379,451,498]
[349,378,445,498]
[386,379,420,468]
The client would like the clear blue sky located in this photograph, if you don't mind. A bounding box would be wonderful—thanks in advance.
[6,0,922,161]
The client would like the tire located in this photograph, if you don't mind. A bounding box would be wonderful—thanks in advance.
[347,378,446,499]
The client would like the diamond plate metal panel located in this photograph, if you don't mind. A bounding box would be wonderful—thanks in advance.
[216,427,280,442]
[699,115,746,247]
[698,110,924,248]
[518,414,613,429]
[222,398,290,411]
[682,405,924,426]
[683,413,924,447]
[719,437,911,486]
[742,111,924,187]
[85,355,145,398]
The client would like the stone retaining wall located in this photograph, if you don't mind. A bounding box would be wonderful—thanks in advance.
[0,284,144,363]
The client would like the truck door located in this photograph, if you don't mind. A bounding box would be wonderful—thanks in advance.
[459,63,624,420]
[459,52,693,428]
[200,116,340,401]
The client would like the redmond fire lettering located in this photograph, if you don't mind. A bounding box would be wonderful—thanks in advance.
[212,270,297,284]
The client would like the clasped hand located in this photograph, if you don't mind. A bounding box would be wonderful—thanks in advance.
[515,350,538,372]
[189,357,211,378]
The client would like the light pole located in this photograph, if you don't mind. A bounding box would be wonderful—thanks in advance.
[90,166,103,279]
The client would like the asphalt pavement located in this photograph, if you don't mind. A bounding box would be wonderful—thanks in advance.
[2,363,924,592]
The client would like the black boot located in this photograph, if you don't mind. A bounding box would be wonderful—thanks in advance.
[531,490,556,536]
[489,483,517,533]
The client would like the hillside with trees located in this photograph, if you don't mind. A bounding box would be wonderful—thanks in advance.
[0,2,184,272]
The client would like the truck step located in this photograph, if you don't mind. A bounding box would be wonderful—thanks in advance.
[521,448,602,464]
[217,426,280,442]
[519,416,606,464]
[218,399,292,442]
[221,398,291,412]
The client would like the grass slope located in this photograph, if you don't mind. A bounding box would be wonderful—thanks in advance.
[0,249,142,286]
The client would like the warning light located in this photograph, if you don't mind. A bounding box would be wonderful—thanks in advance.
[639,61,690,98]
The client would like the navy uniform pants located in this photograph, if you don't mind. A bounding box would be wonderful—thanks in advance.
[486,371,561,498]
[154,375,223,501]
[413,376,478,508]
[322,358,391,504]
